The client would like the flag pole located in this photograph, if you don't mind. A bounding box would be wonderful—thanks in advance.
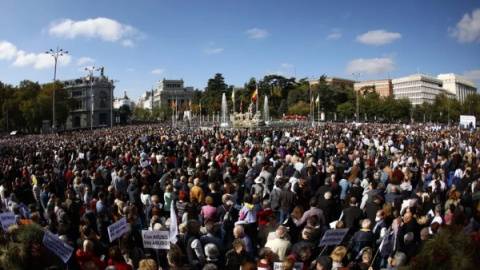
[256,84,258,116]
[232,89,235,127]
[317,94,320,124]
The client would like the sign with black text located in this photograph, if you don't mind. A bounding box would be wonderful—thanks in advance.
[108,217,128,242]
[0,212,15,231]
[319,228,349,247]
[43,229,74,263]
[142,230,170,250]
[273,262,303,270]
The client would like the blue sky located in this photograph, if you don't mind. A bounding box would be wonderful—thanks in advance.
[0,0,479,101]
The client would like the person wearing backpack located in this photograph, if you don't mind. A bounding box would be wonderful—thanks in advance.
[269,180,283,217]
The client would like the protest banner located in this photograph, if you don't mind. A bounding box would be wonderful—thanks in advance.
[319,228,349,247]
[42,229,74,263]
[142,230,170,250]
[108,217,128,242]
[0,212,15,231]
[273,262,303,270]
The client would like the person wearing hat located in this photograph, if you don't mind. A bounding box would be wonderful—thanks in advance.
[252,176,268,199]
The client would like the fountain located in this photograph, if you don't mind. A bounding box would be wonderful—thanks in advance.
[220,93,230,127]
[264,96,270,125]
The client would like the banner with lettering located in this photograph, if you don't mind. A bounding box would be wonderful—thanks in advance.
[108,217,128,242]
[0,212,16,231]
[142,230,171,250]
[43,229,74,263]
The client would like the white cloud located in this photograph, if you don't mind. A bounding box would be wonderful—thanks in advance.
[76,57,95,66]
[122,39,134,47]
[356,30,401,45]
[449,9,480,43]
[203,48,224,55]
[151,69,165,75]
[463,70,480,82]
[0,41,18,60]
[13,50,71,69]
[48,17,138,43]
[0,40,71,69]
[345,58,395,75]
[280,63,293,69]
[326,29,342,40]
[245,28,270,39]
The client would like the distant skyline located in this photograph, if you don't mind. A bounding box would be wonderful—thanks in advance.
[0,0,479,101]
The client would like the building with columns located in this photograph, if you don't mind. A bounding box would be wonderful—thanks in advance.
[151,78,194,110]
[437,73,477,102]
[392,74,455,105]
[62,72,115,129]
[354,79,393,97]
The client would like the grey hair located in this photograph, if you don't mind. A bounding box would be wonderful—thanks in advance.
[204,243,219,259]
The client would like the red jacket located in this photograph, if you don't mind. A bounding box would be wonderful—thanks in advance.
[76,249,106,270]
[108,259,133,270]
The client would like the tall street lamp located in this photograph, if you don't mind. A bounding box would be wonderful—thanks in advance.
[85,67,95,130]
[350,73,363,123]
[110,79,119,128]
[46,47,68,132]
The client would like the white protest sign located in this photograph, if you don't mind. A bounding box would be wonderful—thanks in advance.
[0,212,16,231]
[273,262,303,270]
[319,228,349,247]
[108,217,128,242]
[42,229,74,263]
[142,230,170,250]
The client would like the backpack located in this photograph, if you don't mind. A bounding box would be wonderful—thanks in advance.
[222,205,234,227]
[270,188,280,211]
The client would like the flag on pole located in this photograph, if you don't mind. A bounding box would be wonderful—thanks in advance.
[188,100,192,110]
[170,202,178,244]
[231,89,235,102]
[170,101,175,109]
[240,100,243,112]
[251,87,258,102]
[310,96,314,107]
[315,94,320,105]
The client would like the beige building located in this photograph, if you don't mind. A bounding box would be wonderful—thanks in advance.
[437,73,477,102]
[354,79,393,97]
[151,78,194,110]
[309,77,356,89]
[393,74,455,105]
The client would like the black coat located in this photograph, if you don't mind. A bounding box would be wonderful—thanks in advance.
[342,205,363,230]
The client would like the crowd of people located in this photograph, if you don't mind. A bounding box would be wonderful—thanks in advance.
[0,122,479,270]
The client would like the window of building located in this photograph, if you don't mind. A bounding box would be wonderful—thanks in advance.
[74,100,83,110]
[73,91,82,97]
[99,91,107,108]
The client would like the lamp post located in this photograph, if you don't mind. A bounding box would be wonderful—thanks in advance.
[46,47,68,132]
[350,73,363,123]
[110,79,119,128]
[85,67,95,130]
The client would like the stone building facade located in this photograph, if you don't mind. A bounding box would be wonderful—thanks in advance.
[62,74,115,129]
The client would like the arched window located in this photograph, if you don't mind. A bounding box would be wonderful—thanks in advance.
[99,91,107,108]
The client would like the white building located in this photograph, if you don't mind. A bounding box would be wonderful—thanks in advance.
[393,74,455,105]
[137,91,154,110]
[437,73,477,102]
[114,91,132,109]
[152,79,194,110]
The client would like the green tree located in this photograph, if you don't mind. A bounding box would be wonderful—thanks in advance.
[337,102,355,119]
[287,101,310,116]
